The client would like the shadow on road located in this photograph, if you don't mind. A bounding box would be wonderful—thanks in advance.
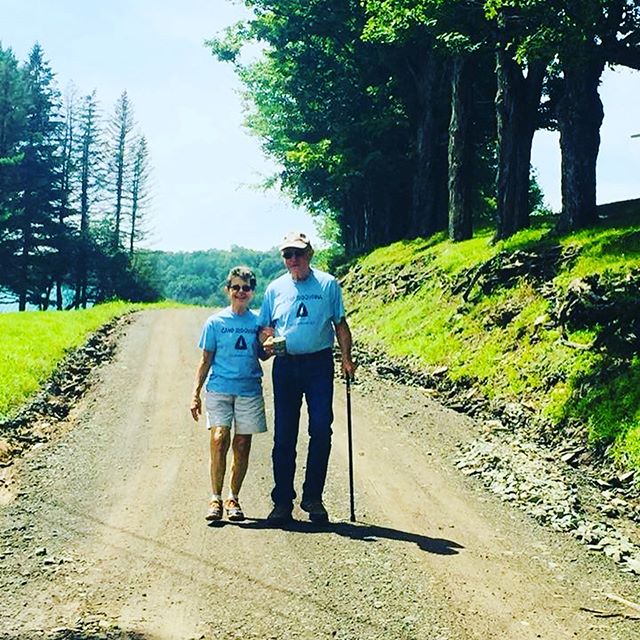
[0,630,151,640]
[2,499,463,638]
[216,518,464,555]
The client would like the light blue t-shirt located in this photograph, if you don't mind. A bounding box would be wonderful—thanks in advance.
[198,307,263,396]
[258,268,345,355]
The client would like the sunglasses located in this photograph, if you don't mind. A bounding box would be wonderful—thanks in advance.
[282,249,306,259]
[229,284,253,292]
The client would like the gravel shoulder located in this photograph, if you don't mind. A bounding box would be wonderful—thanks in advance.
[0,308,638,640]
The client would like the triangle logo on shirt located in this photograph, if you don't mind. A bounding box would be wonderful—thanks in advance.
[235,336,248,350]
[296,302,308,318]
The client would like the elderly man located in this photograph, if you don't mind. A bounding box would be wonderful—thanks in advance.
[259,231,356,524]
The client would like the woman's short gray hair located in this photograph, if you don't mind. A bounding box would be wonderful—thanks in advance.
[225,265,257,290]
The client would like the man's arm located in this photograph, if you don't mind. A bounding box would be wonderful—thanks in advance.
[335,318,356,379]
[190,350,214,421]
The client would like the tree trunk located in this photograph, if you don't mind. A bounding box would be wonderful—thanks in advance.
[78,162,90,308]
[365,179,396,250]
[109,92,134,253]
[448,55,473,241]
[411,52,450,238]
[556,57,605,232]
[495,52,546,240]
[114,146,124,252]
[18,214,29,312]
[42,280,53,310]
[342,184,365,255]
[56,281,63,310]
[388,185,411,245]
[75,91,97,309]
[129,202,137,257]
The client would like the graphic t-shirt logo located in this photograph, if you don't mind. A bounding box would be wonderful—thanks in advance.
[296,303,308,318]
[235,336,248,350]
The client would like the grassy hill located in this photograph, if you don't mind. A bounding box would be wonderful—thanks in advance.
[340,211,640,472]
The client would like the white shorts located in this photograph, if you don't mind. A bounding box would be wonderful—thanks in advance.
[204,391,267,435]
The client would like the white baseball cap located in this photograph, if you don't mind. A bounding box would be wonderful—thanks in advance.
[279,231,311,251]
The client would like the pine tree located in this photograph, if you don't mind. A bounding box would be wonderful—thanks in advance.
[13,44,63,310]
[74,89,102,308]
[0,45,27,297]
[104,91,135,253]
[128,134,151,256]
[48,83,80,309]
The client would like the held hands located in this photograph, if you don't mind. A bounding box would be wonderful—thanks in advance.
[190,395,201,421]
[260,327,275,357]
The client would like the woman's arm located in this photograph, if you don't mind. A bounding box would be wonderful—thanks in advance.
[190,350,214,421]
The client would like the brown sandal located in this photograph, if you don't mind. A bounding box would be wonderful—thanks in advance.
[205,498,223,521]
[224,498,245,522]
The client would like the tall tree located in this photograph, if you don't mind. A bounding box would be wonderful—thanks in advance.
[50,84,80,309]
[74,90,102,308]
[487,0,640,234]
[408,41,451,237]
[484,1,548,240]
[12,44,62,310]
[363,2,452,238]
[363,0,497,241]
[128,134,151,256]
[553,0,640,231]
[104,91,135,252]
[447,53,474,240]
[211,0,414,253]
[0,45,27,292]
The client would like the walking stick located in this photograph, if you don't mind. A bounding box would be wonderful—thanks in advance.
[346,375,356,522]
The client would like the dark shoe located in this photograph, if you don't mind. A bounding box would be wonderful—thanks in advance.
[300,499,329,523]
[205,498,223,522]
[267,503,293,525]
[224,498,245,522]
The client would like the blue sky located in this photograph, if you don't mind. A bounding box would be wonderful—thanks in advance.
[1,0,639,252]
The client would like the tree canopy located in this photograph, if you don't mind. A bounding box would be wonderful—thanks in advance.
[210,0,640,255]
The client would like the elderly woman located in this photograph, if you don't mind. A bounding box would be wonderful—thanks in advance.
[190,266,270,522]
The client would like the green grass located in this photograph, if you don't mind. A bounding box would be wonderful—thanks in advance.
[555,219,640,286]
[0,301,142,420]
[565,356,640,468]
[346,218,640,471]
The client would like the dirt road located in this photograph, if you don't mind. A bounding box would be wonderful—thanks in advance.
[0,309,638,639]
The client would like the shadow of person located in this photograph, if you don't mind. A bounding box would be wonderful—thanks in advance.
[230,518,464,555]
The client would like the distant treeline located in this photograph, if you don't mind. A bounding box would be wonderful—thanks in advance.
[210,1,640,254]
[0,43,153,311]
[146,246,286,308]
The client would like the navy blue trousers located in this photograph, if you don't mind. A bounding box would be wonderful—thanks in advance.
[271,349,334,506]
